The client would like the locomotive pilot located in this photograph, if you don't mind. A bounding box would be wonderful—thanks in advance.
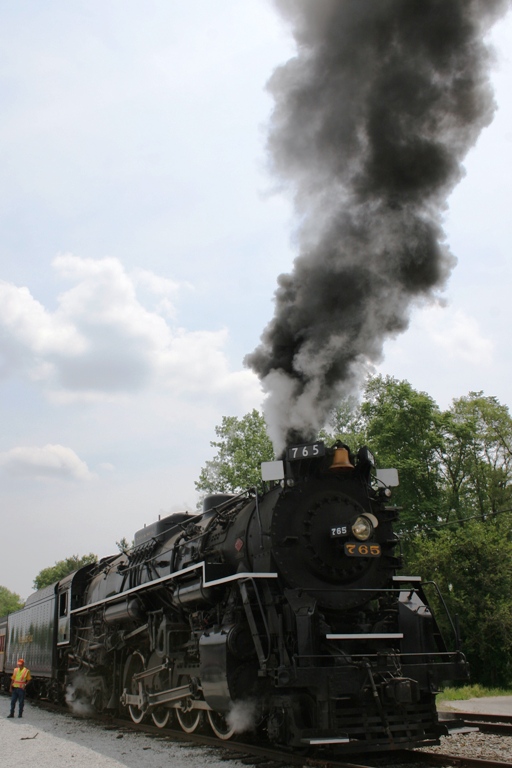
[7,658,31,718]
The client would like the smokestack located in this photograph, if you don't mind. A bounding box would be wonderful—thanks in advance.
[246,0,510,453]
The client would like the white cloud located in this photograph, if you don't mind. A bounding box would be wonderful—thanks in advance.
[131,268,186,320]
[377,300,500,412]
[98,462,115,472]
[422,305,494,365]
[0,254,261,407]
[0,444,93,481]
[0,281,86,357]
[131,268,183,297]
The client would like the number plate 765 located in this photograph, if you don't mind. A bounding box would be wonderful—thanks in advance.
[344,543,381,557]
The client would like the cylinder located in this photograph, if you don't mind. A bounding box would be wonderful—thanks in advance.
[174,579,217,608]
[103,599,143,625]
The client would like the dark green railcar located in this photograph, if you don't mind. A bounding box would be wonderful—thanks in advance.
[4,584,56,696]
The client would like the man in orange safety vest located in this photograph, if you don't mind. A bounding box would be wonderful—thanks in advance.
[7,658,31,718]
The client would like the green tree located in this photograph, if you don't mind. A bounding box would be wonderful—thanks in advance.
[33,553,98,590]
[406,520,512,687]
[196,410,274,496]
[116,537,133,553]
[441,392,512,521]
[360,375,445,530]
[0,585,24,616]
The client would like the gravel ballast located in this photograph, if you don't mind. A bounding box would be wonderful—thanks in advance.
[3,697,512,767]
[1,700,247,768]
[421,730,512,763]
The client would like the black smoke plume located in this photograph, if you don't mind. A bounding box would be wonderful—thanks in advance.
[246,0,510,453]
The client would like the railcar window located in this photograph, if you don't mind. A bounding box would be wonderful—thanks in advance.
[59,591,68,617]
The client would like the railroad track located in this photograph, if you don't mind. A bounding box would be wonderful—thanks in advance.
[409,750,512,768]
[440,712,512,737]
[98,713,512,768]
[8,693,512,768]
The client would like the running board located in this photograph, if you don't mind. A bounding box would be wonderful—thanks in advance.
[326,633,403,640]
[301,737,350,744]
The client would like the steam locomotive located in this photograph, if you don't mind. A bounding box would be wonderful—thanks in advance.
[1,442,468,752]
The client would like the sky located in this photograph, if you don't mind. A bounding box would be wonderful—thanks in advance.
[1,1,511,600]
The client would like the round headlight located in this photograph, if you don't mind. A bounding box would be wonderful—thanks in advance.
[352,516,373,541]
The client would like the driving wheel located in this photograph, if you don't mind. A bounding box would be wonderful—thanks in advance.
[176,676,202,734]
[125,651,146,724]
[207,709,236,740]
[150,666,171,729]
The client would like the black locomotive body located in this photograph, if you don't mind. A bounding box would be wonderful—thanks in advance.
[2,442,468,751]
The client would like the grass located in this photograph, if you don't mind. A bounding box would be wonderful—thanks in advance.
[437,684,512,702]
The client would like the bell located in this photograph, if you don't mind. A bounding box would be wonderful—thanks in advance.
[330,447,354,471]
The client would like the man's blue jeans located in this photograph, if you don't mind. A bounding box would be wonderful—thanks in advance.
[10,687,25,716]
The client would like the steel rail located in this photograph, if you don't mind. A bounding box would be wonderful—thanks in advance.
[440,711,512,736]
